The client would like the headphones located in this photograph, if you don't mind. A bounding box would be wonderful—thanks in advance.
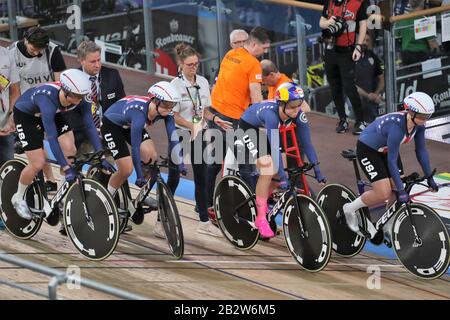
[24,26,49,50]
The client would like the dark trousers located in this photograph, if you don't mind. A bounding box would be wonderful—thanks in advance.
[0,134,14,166]
[324,48,363,122]
[204,111,256,208]
[167,130,209,222]
[360,96,379,123]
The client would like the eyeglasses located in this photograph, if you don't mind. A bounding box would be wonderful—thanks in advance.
[414,112,432,121]
[184,62,199,68]
[67,92,85,100]
[232,40,246,46]
[159,100,176,109]
[285,99,303,109]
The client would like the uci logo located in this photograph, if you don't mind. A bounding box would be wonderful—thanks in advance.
[85,93,94,103]
[299,112,308,123]
[361,157,378,179]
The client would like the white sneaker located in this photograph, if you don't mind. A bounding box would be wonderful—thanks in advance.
[197,220,223,237]
[153,219,165,239]
[343,203,360,233]
[11,193,32,220]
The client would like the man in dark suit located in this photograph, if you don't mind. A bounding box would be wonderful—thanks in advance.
[71,40,125,153]
[60,41,127,235]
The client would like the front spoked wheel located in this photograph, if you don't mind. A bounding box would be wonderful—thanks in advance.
[0,159,44,239]
[317,184,367,257]
[392,203,450,279]
[283,194,332,272]
[157,181,184,259]
[213,175,258,250]
[64,178,119,260]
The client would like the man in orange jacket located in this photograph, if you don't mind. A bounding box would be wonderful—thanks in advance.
[204,27,270,204]
[261,59,310,112]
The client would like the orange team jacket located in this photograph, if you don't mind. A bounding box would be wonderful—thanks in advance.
[211,47,262,120]
[267,73,292,100]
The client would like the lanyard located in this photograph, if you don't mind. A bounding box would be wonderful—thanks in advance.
[0,97,5,113]
[182,74,202,123]
[186,84,201,110]
[329,0,348,18]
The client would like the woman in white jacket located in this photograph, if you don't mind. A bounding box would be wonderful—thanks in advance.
[169,43,222,237]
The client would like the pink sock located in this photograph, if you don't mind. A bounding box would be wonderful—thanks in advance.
[255,196,268,220]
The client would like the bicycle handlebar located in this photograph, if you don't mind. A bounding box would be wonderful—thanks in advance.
[402,168,436,193]
[142,156,186,175]
[285,162,316,177]
[68,149,108,171]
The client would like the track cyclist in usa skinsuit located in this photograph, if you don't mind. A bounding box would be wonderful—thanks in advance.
[101,81,186,226]
[12,68,110,219]
[238,82,326,238]
[343,91,439,237]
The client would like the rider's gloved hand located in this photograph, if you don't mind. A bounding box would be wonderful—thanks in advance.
[427,176,439,192]
[278,178,290,191]
[396,189,409,204]
[64,166,77,183]
[314,167,327,184]
[101,159,114,173]
[135,177,147,188]
[179,163,187,176]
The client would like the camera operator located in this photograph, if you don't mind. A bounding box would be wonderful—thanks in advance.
[320,0,369,135]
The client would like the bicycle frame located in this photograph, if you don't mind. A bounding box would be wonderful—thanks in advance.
[267,170,307,236]
[32,153,106,225]
[342,149,447,243]
[133,174,157,208]
[125,162,164,215]
[31,171,74,219]
[229,165,311,235]
[279,124,311,196]
[221,124,312,197]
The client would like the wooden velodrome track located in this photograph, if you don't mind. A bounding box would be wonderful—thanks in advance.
[0,42,449,299]
[0,154,449,300]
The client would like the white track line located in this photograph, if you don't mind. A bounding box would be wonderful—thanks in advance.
[166,260,404,267]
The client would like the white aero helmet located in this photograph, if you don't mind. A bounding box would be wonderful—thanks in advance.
[403,92,434,117]
[148,81,181,103]
[60,69,91,96]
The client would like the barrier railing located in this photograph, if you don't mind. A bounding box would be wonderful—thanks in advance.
[260,0,323,12]
[0,252,148,300]
[388,5,450,118]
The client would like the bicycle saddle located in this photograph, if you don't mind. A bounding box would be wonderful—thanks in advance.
[340,149,356,160]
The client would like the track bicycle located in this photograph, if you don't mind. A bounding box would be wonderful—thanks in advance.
[87,156,184,259]
[213,163,332,272]
[0,150,119,260]
[317,149,450,279]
